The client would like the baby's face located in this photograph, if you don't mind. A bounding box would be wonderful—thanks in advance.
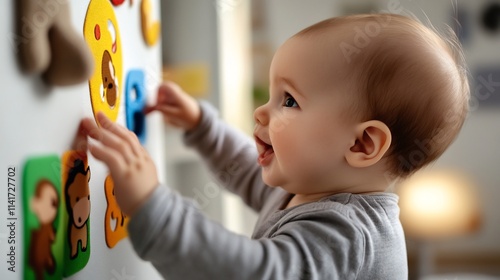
[253,34,357,194]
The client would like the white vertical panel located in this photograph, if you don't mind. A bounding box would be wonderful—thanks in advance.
[216,0,257,235]
[0,1,164,279]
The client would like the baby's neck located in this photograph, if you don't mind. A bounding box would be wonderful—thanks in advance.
[284,183,390,209]
[282,192,338,209]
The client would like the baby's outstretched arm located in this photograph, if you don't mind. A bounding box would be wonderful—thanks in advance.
[147,82,274,212]
[81,112,159,216]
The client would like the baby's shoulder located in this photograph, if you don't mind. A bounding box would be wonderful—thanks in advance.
[283,193,400,230]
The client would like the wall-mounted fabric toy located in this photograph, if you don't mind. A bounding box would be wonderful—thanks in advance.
[125,70,147,144]
[84,0,123,123]
[17,0,94,86]
[141,0,160,46]
[23,155,64,280]
[104,175,129,248]
[62,151,91,277]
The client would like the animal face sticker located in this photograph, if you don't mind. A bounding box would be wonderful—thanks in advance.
[104,175,129,248]
[84,0,123,123]
[101,50,117,108]
[23,155,64,280]
[62,151,91,276]
[29,180,59,280]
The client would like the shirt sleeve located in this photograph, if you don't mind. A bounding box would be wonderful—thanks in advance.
[183,101,273,212]
[128,185,364,280]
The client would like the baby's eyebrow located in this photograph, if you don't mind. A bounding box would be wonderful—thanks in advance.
[279,77,305,99]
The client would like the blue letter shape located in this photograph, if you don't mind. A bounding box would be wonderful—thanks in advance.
[125,70,147,144]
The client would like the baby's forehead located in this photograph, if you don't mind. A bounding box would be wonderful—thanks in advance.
[290,19,453,75]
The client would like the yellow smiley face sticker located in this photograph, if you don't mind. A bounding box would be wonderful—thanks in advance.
[84,0,123,123]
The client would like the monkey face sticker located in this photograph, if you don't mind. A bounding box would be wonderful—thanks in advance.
[23,155,64,280]
[84,0,123,123]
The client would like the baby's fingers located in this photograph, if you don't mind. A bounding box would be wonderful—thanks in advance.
[87,140,125,174]
[158,81,183,103]
[96,112,144,156]
[81,117,102,140]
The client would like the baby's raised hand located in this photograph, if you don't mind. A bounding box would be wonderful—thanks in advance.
[145,81,201,131]
[81,112,159,216]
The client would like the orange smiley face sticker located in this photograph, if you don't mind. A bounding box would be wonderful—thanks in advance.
[84,0,123,123]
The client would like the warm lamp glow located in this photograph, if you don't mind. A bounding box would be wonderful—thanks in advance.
[398,169,481,239]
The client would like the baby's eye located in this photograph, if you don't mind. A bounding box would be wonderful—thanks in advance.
[283,93,298,108]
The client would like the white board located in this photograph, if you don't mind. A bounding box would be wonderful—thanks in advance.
[0,0,165,279]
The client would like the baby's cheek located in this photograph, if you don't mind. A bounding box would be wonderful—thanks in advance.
[273,135,301,169]
[269,110,297,133]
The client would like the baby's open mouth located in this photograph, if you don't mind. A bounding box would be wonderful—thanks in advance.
[255,136,274,166]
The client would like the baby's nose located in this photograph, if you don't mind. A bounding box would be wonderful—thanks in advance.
[254,104,269,126]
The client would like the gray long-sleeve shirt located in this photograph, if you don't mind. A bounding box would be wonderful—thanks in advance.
[128,102,408,279]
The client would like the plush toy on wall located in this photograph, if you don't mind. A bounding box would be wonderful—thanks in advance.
[16,0,94,86]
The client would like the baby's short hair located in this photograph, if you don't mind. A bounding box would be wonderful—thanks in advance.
[297,14,470,178]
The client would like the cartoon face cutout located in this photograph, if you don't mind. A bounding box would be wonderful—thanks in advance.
[61,152,91,276]
[29,179,59,280]
[101,50,117,108]
[104,175,129,248]
[84,0,123,123]
[65,159,91,229]
[31,180,59,224]
[65,159,91,260]
[23,155,64,280]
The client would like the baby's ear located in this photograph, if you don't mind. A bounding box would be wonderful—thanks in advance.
[345,120,391,168]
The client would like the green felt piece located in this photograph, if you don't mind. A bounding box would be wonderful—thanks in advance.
[22,155,64,280]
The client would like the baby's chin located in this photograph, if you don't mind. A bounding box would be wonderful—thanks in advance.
[261,173,281,188]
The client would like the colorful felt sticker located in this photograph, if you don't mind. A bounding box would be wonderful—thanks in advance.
[23,155,64,280]
[110,0,126,5]
[141,0,160,46]
[62,151,91,277]
[104,175,129,248]
[84,0,123,123]
[125,70,147,144]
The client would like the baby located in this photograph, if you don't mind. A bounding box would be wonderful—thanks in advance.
[81,13,469,279]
